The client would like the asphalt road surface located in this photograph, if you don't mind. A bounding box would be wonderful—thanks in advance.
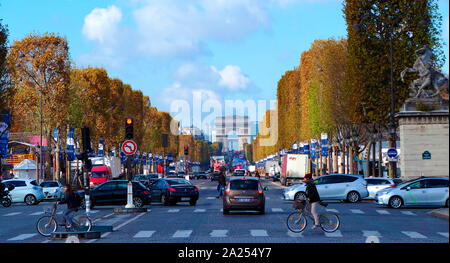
[0,179,448,243]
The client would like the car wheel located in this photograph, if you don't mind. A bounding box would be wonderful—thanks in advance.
[258,207,265,215]
[446,198,449,208]
[25,194,37,205]
[223,208,230,215]
[189,199,197,206]
[133,197,144,208]
[346,191,361,203]
[294,192,307,201]
[389,196,403,209]
[161,194,170,206]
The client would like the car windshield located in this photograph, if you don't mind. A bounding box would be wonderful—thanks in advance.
[396,178,419,187]
[41,182,58,187]
[30,180,39,186]
[91,171,107,178]
[230,180,258,190]
[148,174,159,178]
[166,179,191,185]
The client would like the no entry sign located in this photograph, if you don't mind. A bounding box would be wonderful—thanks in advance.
[121,140,138,155]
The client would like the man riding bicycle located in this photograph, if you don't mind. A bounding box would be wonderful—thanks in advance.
[303,173,321,229]
[57,184,81,229]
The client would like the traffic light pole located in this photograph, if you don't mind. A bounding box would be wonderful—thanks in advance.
[125,155,135,209]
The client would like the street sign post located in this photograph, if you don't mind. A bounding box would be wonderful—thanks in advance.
[121,140,138,156]
[387,148,398,162]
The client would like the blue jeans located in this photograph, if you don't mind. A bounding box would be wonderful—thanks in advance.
[217,184,224,197]
[63,208,77,226]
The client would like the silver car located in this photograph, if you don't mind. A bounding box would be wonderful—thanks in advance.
[376,177,449,209]
[283,174,369,203]
[365,178,403,199]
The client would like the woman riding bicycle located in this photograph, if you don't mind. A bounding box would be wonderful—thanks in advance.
[303,173,321,229]
[57,184,80,229]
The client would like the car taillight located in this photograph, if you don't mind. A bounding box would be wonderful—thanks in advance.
[168,187,176,192]
[143,190,150,195]
[224,189,230,194]
[258,190,263,195]
[389,185,396,188]
[193,187,198,192]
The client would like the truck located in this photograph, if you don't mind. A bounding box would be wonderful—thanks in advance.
[264,160,280,179]
[280,154,310,186]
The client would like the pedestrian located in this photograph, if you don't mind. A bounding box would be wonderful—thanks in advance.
[216,166,226,198]
[255,170,260,179]
[303,173,321,229]
[58,184,81,229]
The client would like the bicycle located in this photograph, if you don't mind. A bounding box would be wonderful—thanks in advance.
[1,190,12,207]
[286,199,340,233]
[36,201,93,237]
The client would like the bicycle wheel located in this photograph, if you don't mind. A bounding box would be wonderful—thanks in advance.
[73,214,92,232]
[1,198,11,207]
[36,216,57,237]
[319,212,340,233]
[286,211,307,233]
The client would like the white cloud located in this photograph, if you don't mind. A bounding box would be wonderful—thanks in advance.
[82,5,122,44]
[214,65,251,90]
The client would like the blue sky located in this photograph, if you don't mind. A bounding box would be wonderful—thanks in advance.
[1,0,448,130]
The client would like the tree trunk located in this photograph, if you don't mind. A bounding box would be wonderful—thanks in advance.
[339,147,344,173]
[333,146,338,173]
[372,142,376,177]
[349,146,354,174]
[366,142,372,177]
[378,139,383,178]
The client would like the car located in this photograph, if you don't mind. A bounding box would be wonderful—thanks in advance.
[376,177,449,209]
[79,180,151,209]
[177,171,187,178]
[148,178,199,206]
[40,181,63,200]
[132,174,161,187]
[365,178,403,199]
[167,171,178,178]
[232,169,247,177]
[282,174,369,203]
[2,179,45,205]
[195,172,208,180]
[223,177,267,215]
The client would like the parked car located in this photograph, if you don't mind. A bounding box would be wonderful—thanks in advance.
[40,181,63,200]
[282,174,369,203]
[365,178,403,199]
[2,179,45,205]
[79,180,151,208]
[177,171,187,178]
[195,172,208,180]
[376,177,449,209]
[223,177,267,215]
[148,178,199,206]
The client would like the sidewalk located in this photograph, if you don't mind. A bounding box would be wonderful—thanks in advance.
[428,208,449,220]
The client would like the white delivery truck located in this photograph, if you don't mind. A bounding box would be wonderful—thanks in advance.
[280,154,310,186]
[264,160,280,180]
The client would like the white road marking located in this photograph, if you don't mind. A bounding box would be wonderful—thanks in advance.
[206,197,216,200]
[168,209,180,213]
[88,210,99,214]
[8,233,37,241]
[172,230,193,238]
[210,230,228,237]
[3,212,21,216]
[134,231,155,238]
[350,209,364,214]
[324,230,343,237]
[57,211,63,215]
[402,231,427,239]
[87,212,146,243]
[271,208,283,212]
[30,211,44,216]
[376,210,390,215]
[250,230,268,237]
[362,230,382,237]
[265,197,271,200]
[287,231,303,238]
[326,209,339,213]
[401,211,416,216]
[194,209,206,213]
[437,232,449,238]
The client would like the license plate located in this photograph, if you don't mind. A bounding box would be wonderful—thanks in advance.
[181,197,191,201]
[236,198,251,202]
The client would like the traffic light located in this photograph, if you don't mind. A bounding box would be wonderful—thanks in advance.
[184,145,189,155]
[125,118,133,139]
[81,127,91,153]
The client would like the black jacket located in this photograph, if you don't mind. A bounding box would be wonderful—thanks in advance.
[305,181,321,203]
[59,193,80,210]
[218,172,226,186]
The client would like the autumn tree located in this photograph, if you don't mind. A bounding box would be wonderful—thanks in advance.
[0,20,10,110]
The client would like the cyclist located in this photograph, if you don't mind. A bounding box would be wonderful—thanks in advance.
[57,184,81,229]
[303,173,321,229]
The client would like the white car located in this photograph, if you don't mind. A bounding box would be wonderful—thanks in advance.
[40,181,63,200]
[365,178,403,199]
[283,174,369,203]
[2,179,45,205]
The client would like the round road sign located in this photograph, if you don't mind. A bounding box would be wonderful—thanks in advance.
[387,148,398,158]
[121,140,138,155]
